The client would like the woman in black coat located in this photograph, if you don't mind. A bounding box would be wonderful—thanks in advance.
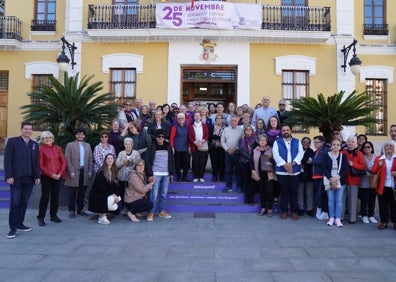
[89,153,120,225]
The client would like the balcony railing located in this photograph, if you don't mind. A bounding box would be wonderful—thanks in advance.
[31,19,56,31]
[0,16,22,40]
[88,4,330,32]
[262,5,330,31]
[363,23,388,36]
[88,4,156,29]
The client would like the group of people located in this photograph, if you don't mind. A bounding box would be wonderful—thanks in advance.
[4,97,396,238]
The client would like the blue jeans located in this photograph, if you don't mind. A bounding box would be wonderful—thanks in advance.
[327,185,346,219]
[9,179,34,230]
[150,175,170,213]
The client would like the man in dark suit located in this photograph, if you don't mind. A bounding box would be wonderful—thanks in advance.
[4,121,40,239]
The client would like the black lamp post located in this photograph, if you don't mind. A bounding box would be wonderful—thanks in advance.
[341,39,362,75]
[57,37,77,72]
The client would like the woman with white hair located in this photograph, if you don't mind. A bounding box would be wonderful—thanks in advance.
[341,135,366,224]
[370,140,396,230]
[116,137,141,211]
[37,131,67,226]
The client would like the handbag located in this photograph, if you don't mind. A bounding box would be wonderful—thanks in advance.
[368,172,379,190]
[351,167,366,176]
[251,170,260,181]
[107,195,121,211]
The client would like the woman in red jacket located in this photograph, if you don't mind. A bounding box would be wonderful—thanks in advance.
[37,131,67,226]
[341,135,366,224]
[371,140,396,230]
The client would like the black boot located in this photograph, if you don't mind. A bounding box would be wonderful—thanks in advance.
[37,218,46,226]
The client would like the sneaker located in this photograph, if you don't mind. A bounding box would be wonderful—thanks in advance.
[368,216,378,224]
[199,178,205,182]
[193,178,199,182]
[50,216,62,223]
[6,229,17,239]
[327,218,335,226]
[223,187,233,193]
[335,218,343,228]
[159,211,172,219]
[362,216,369,224]
[69,211,76,218]
[98,216,111,225]
[147,213,154,221]
[17,225,32,232]
[319,212,329,220]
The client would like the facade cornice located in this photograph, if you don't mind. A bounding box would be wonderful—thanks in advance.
[86,29,331,44]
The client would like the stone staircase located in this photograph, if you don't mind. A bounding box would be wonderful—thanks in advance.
[0,170,9,209]
[0,169,280,213]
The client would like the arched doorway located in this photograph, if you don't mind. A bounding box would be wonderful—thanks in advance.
[181,65,237,107]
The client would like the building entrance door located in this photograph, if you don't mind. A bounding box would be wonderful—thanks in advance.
[181,65,237,107]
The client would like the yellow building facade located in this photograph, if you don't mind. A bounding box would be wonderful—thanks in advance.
[0,0,395,149]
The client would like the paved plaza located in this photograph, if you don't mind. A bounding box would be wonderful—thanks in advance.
[1,208,396,282]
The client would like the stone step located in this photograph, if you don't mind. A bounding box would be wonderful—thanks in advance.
[166,202,280,213]
[0,198,9,209]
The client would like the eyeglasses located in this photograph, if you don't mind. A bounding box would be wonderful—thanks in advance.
[136,164,144,167]
[279,104,285,106]
[157,135,165,138]
[101,136,108,139]
[363,146,371,149]
[125,103,132,106]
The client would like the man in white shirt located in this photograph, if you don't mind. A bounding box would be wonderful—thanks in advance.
[221,116,243,192]
[273,125,304,220]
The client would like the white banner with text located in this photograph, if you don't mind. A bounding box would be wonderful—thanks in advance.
[156,2,262,30]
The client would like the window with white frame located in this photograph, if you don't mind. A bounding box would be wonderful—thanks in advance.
[282,70,309,132]
[110,68,136,106]
[31,74,52,130]
[365,78,387,135]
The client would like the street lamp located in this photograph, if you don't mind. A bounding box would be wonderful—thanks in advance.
[341,39,362,75]
[57,37,77,72]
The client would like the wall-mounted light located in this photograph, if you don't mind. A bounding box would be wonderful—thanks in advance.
[341,39,362,75]
[56,36,77,72]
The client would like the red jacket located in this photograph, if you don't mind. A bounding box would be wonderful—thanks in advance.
[341,149,366,185]
[39,144,67,179]
[188,122,209,153]
[370,155,396,196]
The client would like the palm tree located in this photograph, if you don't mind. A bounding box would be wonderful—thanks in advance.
[285,90,377,143]
[21,72,118,148]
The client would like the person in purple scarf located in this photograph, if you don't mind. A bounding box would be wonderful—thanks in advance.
[239,124,258,204]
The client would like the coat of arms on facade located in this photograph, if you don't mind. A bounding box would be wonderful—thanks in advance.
[200,39,217,63]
